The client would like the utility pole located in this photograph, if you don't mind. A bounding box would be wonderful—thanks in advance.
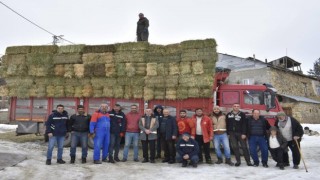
[52,35,64,45]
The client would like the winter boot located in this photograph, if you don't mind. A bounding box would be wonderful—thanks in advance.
[57,159,66,164]
[114,157,121,162]
[81,158,86,164]
[70,156,75,164]
[206,159,213,164]
[108,157,115,163]
[225,158,234,166]
[215,158,223,164]
[94,160,102,164]
[46,159,51,165]
[182,160,188,167]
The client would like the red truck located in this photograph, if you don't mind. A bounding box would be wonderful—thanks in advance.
[8,70,282,147]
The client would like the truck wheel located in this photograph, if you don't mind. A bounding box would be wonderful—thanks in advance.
[64,134,72,147]
[88,137,94,149]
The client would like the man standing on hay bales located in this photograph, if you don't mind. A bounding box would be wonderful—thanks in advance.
[191,108,213,164]
[45,104,69,165]
[108,104,126,163]
[137,13,149,42]
[90,103,111,164]
[139,108,159,163]
[68,105,91,164]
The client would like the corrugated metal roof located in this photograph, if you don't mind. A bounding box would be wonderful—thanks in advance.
[217,53,267,71]
[279,94,320,104]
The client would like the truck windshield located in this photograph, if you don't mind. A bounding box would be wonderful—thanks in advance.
[244,91,264,105]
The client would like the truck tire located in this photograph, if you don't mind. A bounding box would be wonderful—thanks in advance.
[88,137,94,149]
[64,133,72,147]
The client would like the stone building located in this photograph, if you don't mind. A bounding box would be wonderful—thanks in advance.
[217,53,320,123]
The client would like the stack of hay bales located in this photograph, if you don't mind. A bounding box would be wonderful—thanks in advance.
[0,39,217,100]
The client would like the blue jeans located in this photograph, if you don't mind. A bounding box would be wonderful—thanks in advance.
[123,132,139,160]
[248,135,269,164]
[47,135,65,160]
[70,132,88,158]
[109,133,121,159]
[213,132,231,159]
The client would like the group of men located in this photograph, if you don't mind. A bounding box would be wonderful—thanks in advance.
[45,103,303,170]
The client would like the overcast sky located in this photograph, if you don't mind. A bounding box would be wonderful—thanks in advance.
[1,0,319,73]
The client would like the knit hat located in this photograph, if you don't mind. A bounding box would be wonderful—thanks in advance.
[270,126,278,132]
[277,112,286,117]
[182,132,191,137]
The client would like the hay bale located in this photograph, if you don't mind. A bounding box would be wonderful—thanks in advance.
[82,53,113,64]
[8,87,17,97]
[192,61,204,75]
[2,54,26,65]
[157,63,168,76]
[58,45,85,54]
[165,43,182,54]
[115,42,149,51]
[16,86,30,98]
[180,62,191,75]
[177,87,188,100]
[154,88,165,100]
[132,86,143,99]
[34,77,65,86]
[116,63,126,76]
[144,76,165,88]
[74,64,84,78]
[6,77,34,87]
[6,46,31,55]
[169,63,180,75]
[53,54,82,64]
[103,86,114,97]
[105,63,116,77]
[146,63,157,76]
[178,75,197,87]
[125,63,136,77]
[80,78,91,86]
[84,64,95,77]
[46,85,55,97]
[113,86,124,98]
[54,86,65,97]
[74,86,83,97]
[82,85,93,97]
[29,85,46,97]
[135,63,146,76]
[188,87,200,98]
[65,86,75,97]
[166,88,177,100]
[91,77,117,88]
[83,45,116,53]
[94,64,106,77]
[31,45,58,54]
[0,66,7,78]
[114,51,146,63]
[181,39,217,49]
[166,76,179,87]
[124,86,133,99]
[199,88,212,98]
[65,78,80,86]
[143,87,154,100]
[179,75,213,87]
[26,53,53,65]
[93,88,103,98]
[64,64,74,78]
[54,65,65,76]
[0,86,9,96]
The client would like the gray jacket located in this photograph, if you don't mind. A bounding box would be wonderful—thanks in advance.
[139,115,159,140]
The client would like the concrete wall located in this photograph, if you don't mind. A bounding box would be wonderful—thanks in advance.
[0,111,9,124]
[227,68,271,85]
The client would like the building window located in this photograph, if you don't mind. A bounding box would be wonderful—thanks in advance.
[242,79,254,85]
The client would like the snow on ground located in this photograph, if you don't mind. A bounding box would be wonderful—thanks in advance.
[0,124,319,180]
[0,124,17,133]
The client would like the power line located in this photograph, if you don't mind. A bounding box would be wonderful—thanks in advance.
[0,1,75,44]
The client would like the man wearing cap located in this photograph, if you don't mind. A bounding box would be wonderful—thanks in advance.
[176,133,199,168]
[90,103,111,164]
[108,104,126,163]
[136,13,149,42]
[275,112,303,169]
[68,105,91,164]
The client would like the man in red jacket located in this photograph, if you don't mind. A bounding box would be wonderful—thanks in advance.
[191,108,213,164]
[176,110,192,138]
[122,104,141,162]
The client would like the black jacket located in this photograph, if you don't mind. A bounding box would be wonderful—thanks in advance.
[246,116,271,138]
[46,110,69,136]
[275,116,304,141]
[154,105,164,136]
[160,115,178,140]
[109,109,126,134]
[137,17,149,34]
[176,137,199,157]
[226,111,247,135]
[67,113,91,132]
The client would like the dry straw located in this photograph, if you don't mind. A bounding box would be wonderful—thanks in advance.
[146,63,157,76]
[74,64,84,78]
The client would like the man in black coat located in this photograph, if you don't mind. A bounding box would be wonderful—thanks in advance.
[275,112,303,169]
[176,133,199,168]
[136,13,149,42]
[154,105,164,159]
[68,105,91,164]
[159,109,178,164]
[108,104,126,163]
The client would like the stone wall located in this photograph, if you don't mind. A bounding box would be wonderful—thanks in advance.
[280,102,320,123]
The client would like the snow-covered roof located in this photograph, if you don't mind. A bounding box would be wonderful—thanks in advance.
[217,53,267,71]
[279,94,320,104]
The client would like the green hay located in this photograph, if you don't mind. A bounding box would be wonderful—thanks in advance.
[164,43,182,54]
[64,64,74,78]
[105,63,116,77]
[144,76,165,88]
[146,63,157,76]
[0,86,9,96]
[157,63,168,76]
[103,86,114,97]
[30,45,58,54]
[180,62,192,75]
[6,64,26,76]
[82,53,113,64]
[28,65,52,77]
[83,44,116,53]
[46,85,55,97]
[166,87,177,100]
[2,54,26,65]
[80,78,91,86]
[91,77,117,88]
[125,63,136,77]
[148,44,165,53]
[179,75,213,87]
[82,85,93,97]
[115,42,149,51]
[58,45,85,54]
[154,88,165,100]
[165,76,179,87]
[26,53,53,65]
[29,85,46,97]
[74,86,83,97]
[64,86,75,97]
[132,86,143,99]
[169,62,180,75]
[199,88,212,98]
[188,87,200,98]
[192,61,204,75]
[0,66,7,78]
[54,65,65,76]
[74,64,84,78]
[93,89,103,98]
[180,39,217,49]
[135,63,146,76]
[124,86,133,99]
[5,77,34,87]
[84,64,95,77]
[93,64,106,77]
[114,51,146,63]
[53,54,82,64]
[143,87,154,100]
[5,46,31,55]
[177,87,188,100]
[65,78,80,86]
[116,63,126,76]
[34,77,65,86]
[113,85,124,98]
[116,77,144,86]
[54,86,65,97]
